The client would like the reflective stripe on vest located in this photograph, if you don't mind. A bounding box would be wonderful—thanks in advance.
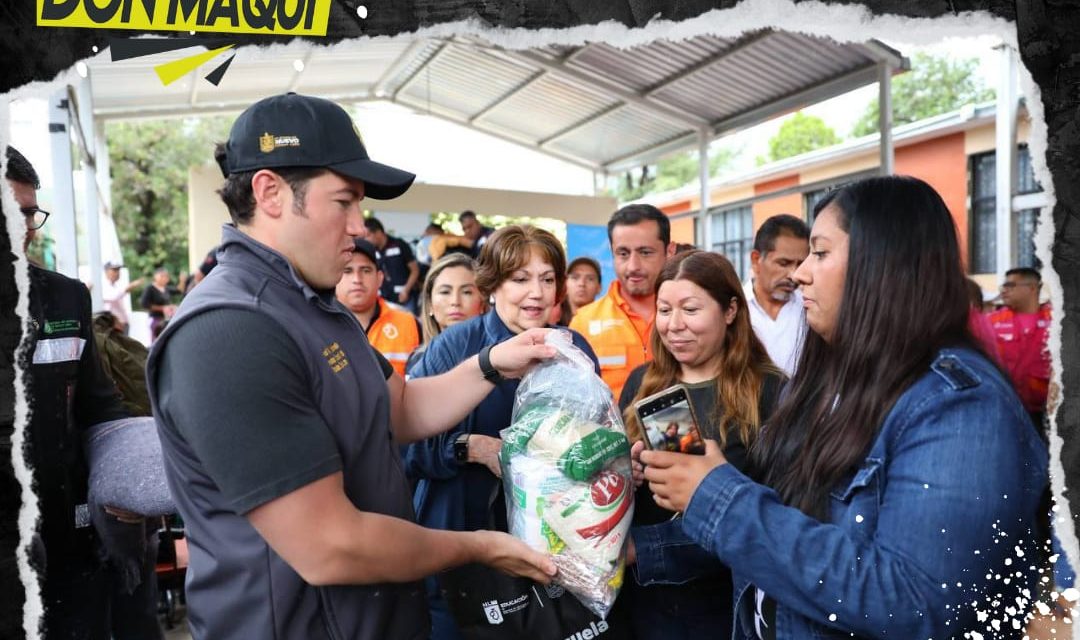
[33,336,86,364]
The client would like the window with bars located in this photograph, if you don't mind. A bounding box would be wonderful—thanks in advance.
[709,205,753,281]
[969,145,1042,273]
[804,188,833,221]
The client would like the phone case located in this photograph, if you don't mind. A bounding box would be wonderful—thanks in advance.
[633,384,704,454]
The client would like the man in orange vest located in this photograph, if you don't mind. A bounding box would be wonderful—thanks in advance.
[570,204,675,402]
[336,238,421,376]
[987,267,1052,432]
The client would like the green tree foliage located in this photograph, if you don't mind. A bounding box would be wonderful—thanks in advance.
[851,53,995,137]
[764,112,840,163]
[106,116,232,280]
[430,211,566,243]
[614,146,737,202]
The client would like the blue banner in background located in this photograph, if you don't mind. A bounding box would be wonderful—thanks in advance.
[566,224,614,292]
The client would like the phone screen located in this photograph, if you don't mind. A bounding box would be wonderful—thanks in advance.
[635,386,704,455]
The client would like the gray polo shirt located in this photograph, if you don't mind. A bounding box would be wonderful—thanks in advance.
[147,225,428,640]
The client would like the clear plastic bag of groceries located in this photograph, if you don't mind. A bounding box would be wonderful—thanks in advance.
[499,330,634,618]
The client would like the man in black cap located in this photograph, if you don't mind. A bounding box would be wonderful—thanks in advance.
[146,93,557,640]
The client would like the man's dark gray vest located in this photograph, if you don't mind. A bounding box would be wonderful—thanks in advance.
[147,226,428,640]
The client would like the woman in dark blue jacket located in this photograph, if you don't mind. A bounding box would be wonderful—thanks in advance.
[405,225,599,640]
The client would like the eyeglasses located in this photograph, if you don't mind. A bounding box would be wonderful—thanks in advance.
[21,206,50,230]
[1000,282,1034,290]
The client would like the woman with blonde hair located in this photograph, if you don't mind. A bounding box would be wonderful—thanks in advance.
[405,253,485,375]
[619,249,786,640]
[405,224,598,640]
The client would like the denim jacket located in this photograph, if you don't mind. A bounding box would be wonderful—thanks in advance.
[677,347,1048,639]
[404,309,599,533]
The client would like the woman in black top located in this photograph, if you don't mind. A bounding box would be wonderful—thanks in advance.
[618,250,785,640]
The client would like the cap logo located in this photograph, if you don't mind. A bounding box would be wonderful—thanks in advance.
[259,132,301,153]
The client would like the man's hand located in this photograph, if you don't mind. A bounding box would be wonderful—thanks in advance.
[397,289,411,304]
[467,434,504,478]
[630,440,646,489]
[473,530,557,584]
[488,328,557,379]
[641,439,727,513]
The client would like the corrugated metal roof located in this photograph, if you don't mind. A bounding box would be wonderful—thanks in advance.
[88,31,904,171]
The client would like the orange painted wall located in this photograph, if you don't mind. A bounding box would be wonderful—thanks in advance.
[752,175,802,232]
[670,216,696,245]
[893,132,970,266]
[660,200,694,216]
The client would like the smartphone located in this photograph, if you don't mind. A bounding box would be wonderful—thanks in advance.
[633,384,705,455]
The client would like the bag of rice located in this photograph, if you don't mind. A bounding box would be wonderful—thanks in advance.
[499,330,633,618]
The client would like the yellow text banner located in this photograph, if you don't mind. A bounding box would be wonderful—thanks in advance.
[37,0,332,36]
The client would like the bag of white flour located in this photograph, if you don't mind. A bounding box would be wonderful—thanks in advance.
[499,330,633,618]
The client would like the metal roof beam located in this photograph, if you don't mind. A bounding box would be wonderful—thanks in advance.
[710,63,884,137]
[389,95,602,172]
[373,39,433,97]
[491,48,709,130]
[538,103,624,147]
[857,40,908,70]
[96,93,381,121]
[602,63,888,171]
[469,69,546,124]
[643,31,771,98]
[391,41,449,101]
[188,66,201,106]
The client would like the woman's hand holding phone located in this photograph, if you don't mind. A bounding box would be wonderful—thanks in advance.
[640,439,728,513]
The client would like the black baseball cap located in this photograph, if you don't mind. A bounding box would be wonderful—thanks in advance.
[350,238,381,268]
[220,93,415,200]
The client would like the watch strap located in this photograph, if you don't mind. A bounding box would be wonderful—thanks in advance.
[478,344,506,384]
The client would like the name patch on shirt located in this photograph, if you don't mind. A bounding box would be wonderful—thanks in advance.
[384,247,402,257]
[44,318,80,335]
[322,342,349,374]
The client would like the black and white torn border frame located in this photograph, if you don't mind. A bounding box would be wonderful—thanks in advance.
[1,1,1079,638]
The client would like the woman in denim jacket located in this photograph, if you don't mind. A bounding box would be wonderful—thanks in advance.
[405,225,599,640]
[641,176,1049,639]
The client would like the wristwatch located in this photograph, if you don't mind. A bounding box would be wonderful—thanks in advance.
[454,433,470,463]
[478,344,506,384]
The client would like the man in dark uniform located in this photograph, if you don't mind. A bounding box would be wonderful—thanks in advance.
[363,216,420,312]
[460,210,494,259]
[146,93,556,640]
[4,146,161,639]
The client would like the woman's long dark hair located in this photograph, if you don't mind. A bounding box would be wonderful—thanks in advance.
[751,176,976,519]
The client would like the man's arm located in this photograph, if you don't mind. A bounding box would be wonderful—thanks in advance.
[388,328,555,444]
[399,260,420,303]
[247,472,554,586]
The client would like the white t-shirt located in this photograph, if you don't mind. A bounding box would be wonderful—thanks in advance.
[101,278,129,325]
[744,281,808,377]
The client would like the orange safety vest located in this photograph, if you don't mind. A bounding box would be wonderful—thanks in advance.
[367,299,421,377]
[569,282,653,402]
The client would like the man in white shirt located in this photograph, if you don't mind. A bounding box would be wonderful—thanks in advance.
[101,261,144,334]
[744,214,810,376]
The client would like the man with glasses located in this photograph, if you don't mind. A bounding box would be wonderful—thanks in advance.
[989,267,1052,432]
[4,145,162,639]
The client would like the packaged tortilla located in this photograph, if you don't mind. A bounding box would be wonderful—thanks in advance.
[499,330,633,618]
